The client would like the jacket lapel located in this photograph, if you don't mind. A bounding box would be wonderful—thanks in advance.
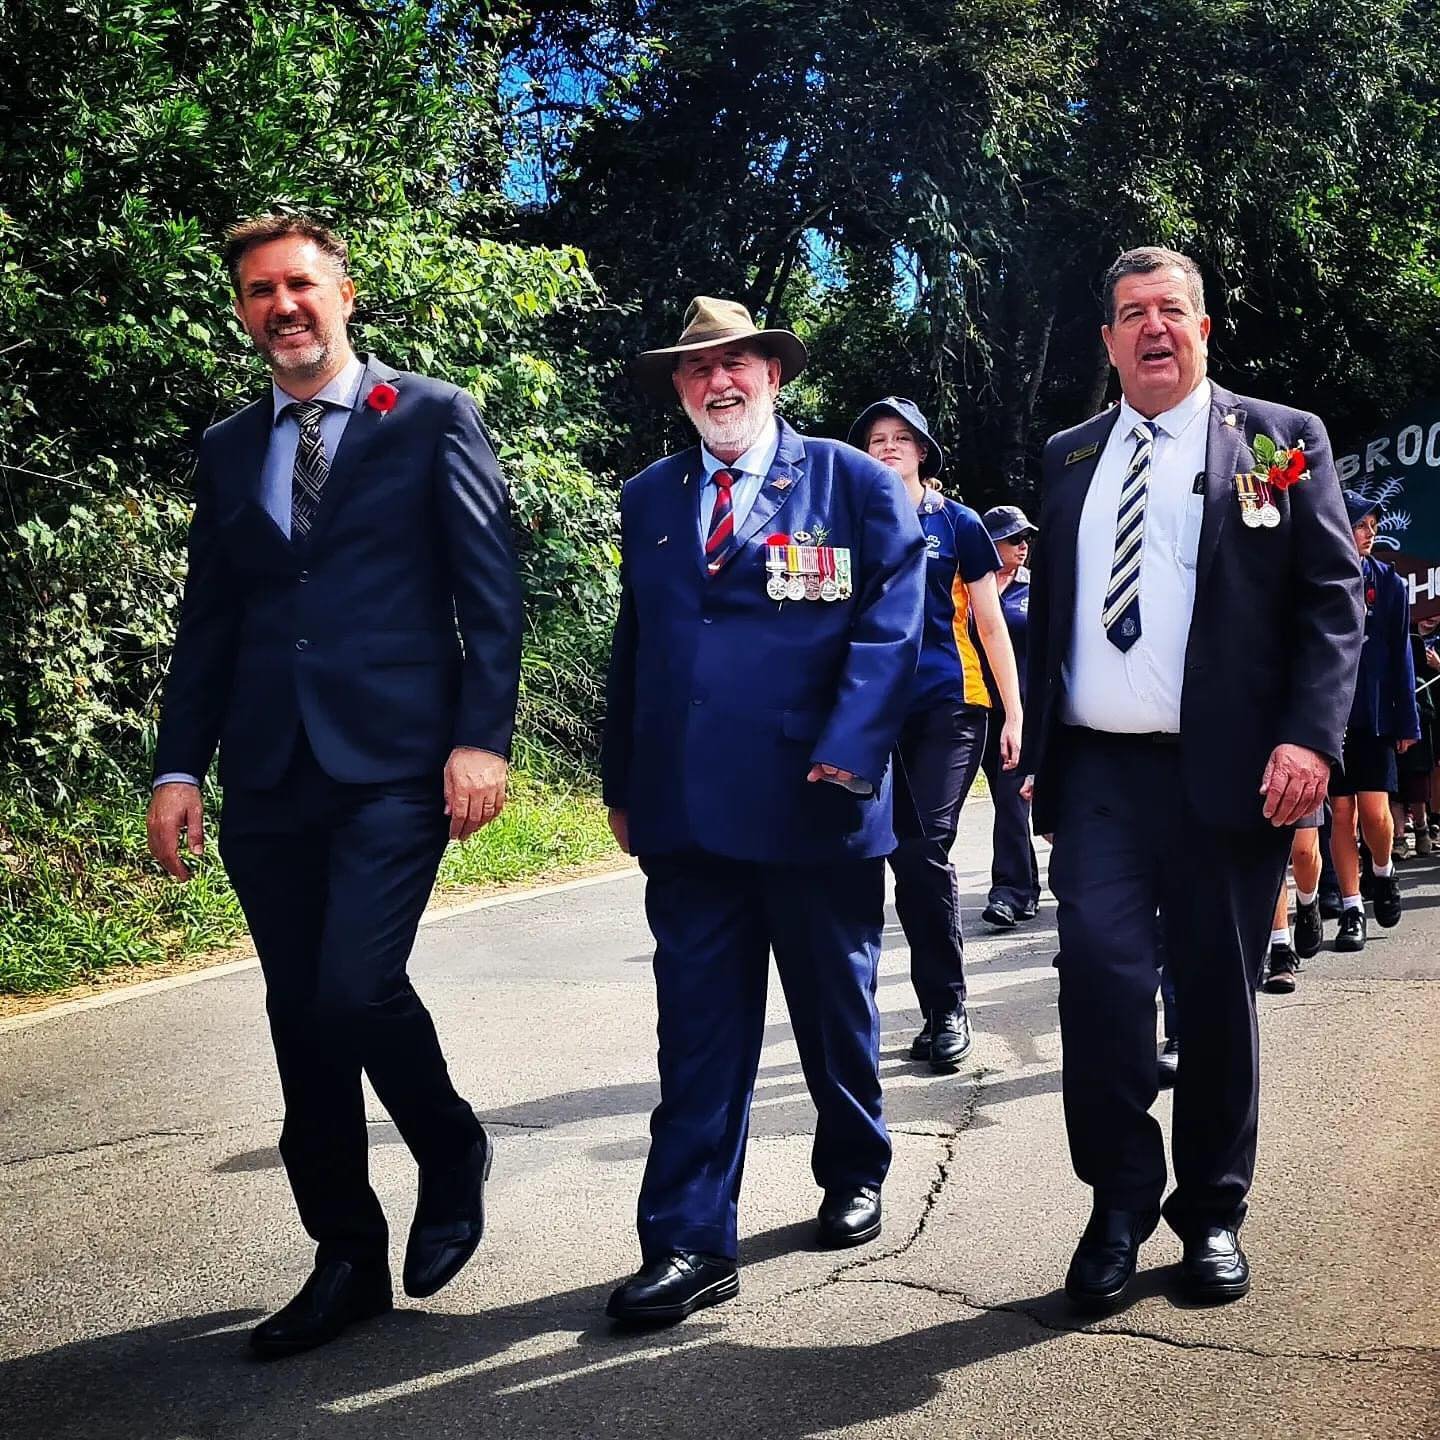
[223,394,293,553]
[302,355,398,549]
[709,419,805,575]
[1196,385,1247,598]
[1049,408,1120,634]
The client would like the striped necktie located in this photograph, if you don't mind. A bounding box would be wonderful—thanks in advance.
[705,468,736,575]
[1101,420,1158,651]
[289,399,330,539]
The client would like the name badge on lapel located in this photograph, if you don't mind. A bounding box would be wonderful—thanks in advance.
[1065,442,1100,465]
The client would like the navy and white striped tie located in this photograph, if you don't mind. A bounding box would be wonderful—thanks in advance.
[1101,420,1157,651]
[289,400,329,539]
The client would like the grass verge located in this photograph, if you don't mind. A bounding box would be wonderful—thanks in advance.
[1,771,618,999]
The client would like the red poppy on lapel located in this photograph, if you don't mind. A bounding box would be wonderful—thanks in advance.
[766,533,791,545]
[366,382,399,415]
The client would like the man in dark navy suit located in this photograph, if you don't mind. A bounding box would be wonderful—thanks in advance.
[1022,247,1363,1310]
[147,216,522,1356]
[602,297,925,1323]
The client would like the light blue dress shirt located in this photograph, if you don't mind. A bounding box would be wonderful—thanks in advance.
[260,353,366,537]
[697,416,780,541]
[154,354,366,789]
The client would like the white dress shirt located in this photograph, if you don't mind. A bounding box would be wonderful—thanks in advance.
[1062,380,1211,734]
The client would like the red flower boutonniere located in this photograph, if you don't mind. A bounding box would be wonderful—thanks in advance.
[366,382,399,415]
[1234,435,1308,529]
[766,533,791,546]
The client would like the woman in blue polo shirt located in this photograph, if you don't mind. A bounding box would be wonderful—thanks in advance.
[848,397,1023,1072]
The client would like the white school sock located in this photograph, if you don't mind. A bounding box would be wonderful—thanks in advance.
[1296,887,1319,906]
[1373,861,1394,877]
[1269,927,1291,949]
[1341,894,1363,912]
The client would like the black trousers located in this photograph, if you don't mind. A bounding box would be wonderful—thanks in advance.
[1047,731,1289,1234]
[219,736,481,1266]
[979,711,1040,914]
[888,703,989,1014]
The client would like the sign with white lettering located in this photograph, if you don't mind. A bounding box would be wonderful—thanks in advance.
[1335,402,1440,620]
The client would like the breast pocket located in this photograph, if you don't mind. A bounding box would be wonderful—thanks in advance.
[1178,493,1204,570]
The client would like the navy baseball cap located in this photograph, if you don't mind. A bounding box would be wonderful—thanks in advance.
[1343,490,1382,527]
[983,504,1037,543]
[847,396,946,479]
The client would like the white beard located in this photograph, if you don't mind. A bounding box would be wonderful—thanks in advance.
[684,391,775,457]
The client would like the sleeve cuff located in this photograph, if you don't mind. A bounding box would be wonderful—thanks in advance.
[153,773,201,789]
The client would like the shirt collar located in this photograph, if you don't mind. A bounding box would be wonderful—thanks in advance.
[1117,378,1211,442]
[272,352,365,424]
[700,415,779,482]
[918,488,946,516]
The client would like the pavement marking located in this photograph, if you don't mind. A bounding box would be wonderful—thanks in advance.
[0,863,641,1036]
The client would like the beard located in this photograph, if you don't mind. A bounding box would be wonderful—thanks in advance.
[253,321,338,379]
[683,388,775,456]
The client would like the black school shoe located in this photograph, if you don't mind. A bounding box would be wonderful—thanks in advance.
[1262,944,1299,994]
[1335,907,1367,952]
[1372,873,1403,928]
[1293,898,1323,959]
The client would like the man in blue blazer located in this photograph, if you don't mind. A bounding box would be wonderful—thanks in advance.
[147,216,522,1356]
[1022,247,1364,1310]
[602,297,925,1323]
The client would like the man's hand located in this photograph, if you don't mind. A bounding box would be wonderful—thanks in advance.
[444,747,508,842]
[999,716,1022,771]
[1397,737,1417,754]
[608,807,630,854]
[1019,773,1035,802]
[1259,742,1330,826]
[807,763,857,785]
[147,782,205,882]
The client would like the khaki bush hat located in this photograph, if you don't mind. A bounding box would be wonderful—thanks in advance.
[634,296,807,396]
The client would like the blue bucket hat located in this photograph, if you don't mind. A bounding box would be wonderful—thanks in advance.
[1343,490,1382,527]
[847,396,946,479]
[982,504,1037,543]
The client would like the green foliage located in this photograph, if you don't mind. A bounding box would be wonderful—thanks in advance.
[0,0,621,800]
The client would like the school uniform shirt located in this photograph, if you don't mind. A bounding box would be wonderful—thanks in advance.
[1348,555,1421,741]
[978,567,1030,710]
[910,491,1003,714]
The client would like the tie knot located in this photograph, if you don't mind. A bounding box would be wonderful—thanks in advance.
[290,399,326,428]
[1132,420,1158,445]
[713,468,735,492]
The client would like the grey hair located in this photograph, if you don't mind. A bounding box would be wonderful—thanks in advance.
[1102,247,1206,324]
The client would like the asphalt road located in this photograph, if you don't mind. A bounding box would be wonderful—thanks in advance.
[2,803,1437,1439]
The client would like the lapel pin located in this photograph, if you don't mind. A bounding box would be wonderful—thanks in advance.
[774,475,793,491]
[657,534,668,545]
[1224,413,1236,427]
[1065,443,1099,465]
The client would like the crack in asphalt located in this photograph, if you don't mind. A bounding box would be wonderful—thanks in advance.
[831,1275,1436,1366]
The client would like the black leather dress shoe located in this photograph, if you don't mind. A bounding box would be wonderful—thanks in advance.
[929,1008,972,1071]
[1263,943,1299,994]
[1319,888,1343,920]
[1336,907,1367,952]
[1179,1226,1250,1302]
[403,1131,492,1299]
[909,1016,933,1061]
[1156,1038,1179,1087]
[816,1186,882,1248]
[250,1260,392,1358]
[981,900,1017,929]
[1372,873,1403,928]
[1294,898,1323,959]
[1064,1207,1160,1311]
[605,1253,739,1324]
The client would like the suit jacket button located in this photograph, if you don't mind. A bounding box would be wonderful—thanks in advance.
[295,638,311,651]
[297,570,310,583]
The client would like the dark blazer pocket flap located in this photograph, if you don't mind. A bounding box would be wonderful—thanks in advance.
[363,632,459,664]
[781,708,828,742]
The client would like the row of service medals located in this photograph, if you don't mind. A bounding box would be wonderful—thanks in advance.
[765,540,854,602]
[1234,473,1280,529]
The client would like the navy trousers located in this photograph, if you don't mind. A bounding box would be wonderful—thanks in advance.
[636,850,890,1262]
[979,713,1041,914]
[1047,730,1290,1234]
[219,736,482,1266]
[889,703,989,1014]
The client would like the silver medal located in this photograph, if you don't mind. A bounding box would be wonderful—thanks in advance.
[1241,505,1263,529]
[1259,504,1280,529]
[786,575,806,602]
[767,575,788,601]
[820,577,839,602]
[803,575,822,601]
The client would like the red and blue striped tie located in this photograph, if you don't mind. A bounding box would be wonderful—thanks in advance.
[705,469,736,575]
